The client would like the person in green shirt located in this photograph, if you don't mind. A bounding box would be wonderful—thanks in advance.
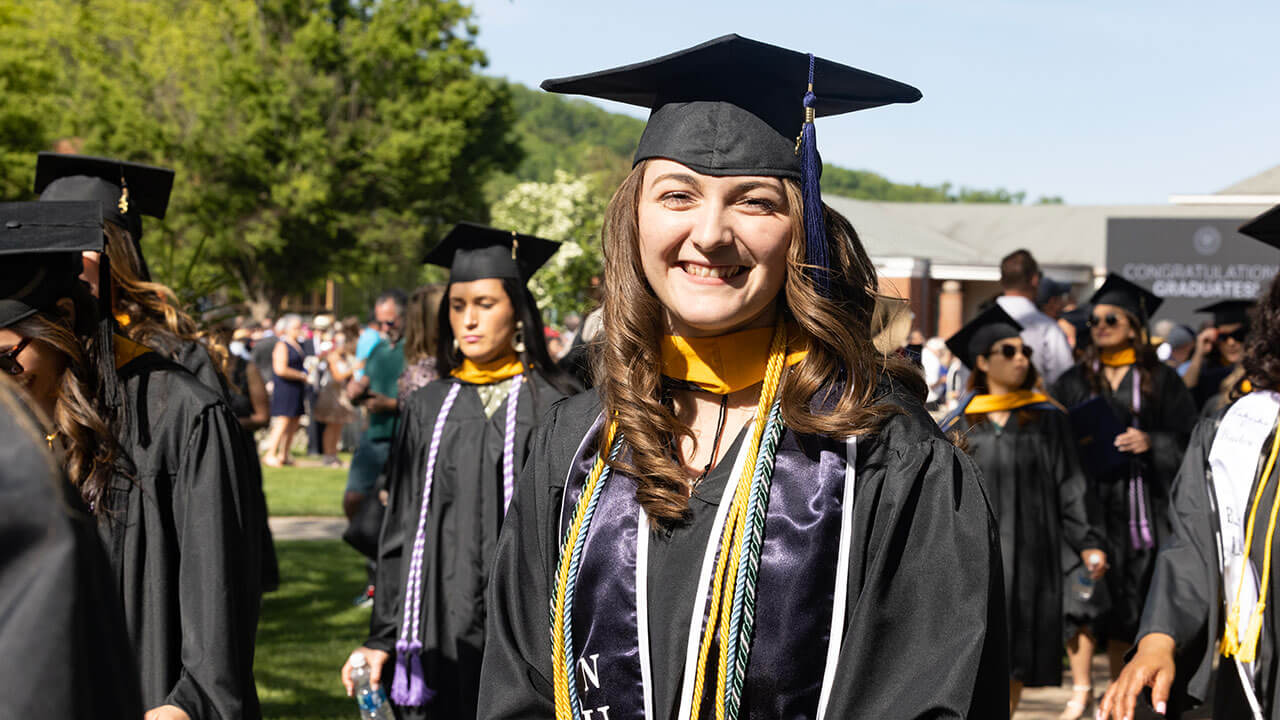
[344,290,406,519]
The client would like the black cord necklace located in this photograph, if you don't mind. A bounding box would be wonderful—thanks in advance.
[694,393,730,486]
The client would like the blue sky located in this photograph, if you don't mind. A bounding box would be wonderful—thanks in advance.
[468,0,1280,205]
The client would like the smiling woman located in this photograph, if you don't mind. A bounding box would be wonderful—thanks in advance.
[478,34,1009,720]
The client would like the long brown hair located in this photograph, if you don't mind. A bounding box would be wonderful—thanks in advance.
[403,284,446,365]
[595,161,925,523]
[104,224,228,375]
[1243,274,1280,392]
[10,289,125,512]
[1080,308,1158,397]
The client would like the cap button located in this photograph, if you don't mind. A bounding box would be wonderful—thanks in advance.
[4,221,20,229]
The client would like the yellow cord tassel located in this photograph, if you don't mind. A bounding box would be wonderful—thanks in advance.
[551,421,617,719]
[690,324,788,720]
[1222,418,1280,661]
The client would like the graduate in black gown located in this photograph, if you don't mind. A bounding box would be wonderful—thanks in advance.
[0,200,264,720]
[1101,204,1280,720]
[343,223,581,719]
[478,36,1008,719]
[36,151,279,592]
[0,332,142,719]
[1052,275,1197,680]
[942,306,1106,715]
[1186,299,1257,414]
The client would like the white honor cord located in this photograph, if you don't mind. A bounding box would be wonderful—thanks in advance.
[816,437,858,720]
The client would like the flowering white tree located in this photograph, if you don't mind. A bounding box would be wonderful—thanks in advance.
[490,170,606,322]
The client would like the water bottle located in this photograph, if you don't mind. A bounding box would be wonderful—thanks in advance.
[1073,551,1103,601]
[349,652,394,720]
[1072,567,1096,601]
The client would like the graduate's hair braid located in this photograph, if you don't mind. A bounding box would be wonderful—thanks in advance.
[595,161,925,524]
[10,291,125,513]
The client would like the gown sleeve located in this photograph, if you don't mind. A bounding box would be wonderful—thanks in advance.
[366,389,422,652]
[822,418,1008,718]
[478,400,566,719]
[164,403,263,719]
[1136,417,1220,707]
[1145,366,1198,486]
[0,407,143,720]
[1046,409,1105,554]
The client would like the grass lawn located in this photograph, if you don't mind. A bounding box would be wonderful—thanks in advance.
[256,540,371,719]
[262,462,348,517]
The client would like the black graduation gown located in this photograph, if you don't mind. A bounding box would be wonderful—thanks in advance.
[1139,407,1280,718]
[0,393,143,720]
[477,382,1009,719]
[160,335,280,593]
[99,352,264,719]
[367,373,571,720]
[1052,362,1196,643]
[953,407,1103,686]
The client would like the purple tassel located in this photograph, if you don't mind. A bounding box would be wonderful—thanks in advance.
[798,54,830,296]
[392,640,435,707]
[391,639,412,705]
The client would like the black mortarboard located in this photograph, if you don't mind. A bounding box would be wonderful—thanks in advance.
[1196,299,1256,327]
[1239,204,1280,250]
[542,34,920,297]
[34,152,175,280]
[946,304,1024,370]
[0,201,122,407]
[0,201,104,328]
[424,222,560,284]
[1089,273,1163,324]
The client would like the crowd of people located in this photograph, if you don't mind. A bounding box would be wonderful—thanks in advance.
[7,33,1280,720]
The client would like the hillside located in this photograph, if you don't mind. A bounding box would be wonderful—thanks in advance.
[496,82,1035,204]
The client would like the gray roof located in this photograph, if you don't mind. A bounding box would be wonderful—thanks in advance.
[1217,164,1280,195]
[825,195,1271,269]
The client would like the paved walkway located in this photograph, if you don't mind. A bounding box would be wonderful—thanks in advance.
[270,515,346,541]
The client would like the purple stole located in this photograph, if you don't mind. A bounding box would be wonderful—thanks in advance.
[558,418,858,719]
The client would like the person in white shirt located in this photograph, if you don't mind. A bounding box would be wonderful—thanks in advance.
[994,249,1075,387]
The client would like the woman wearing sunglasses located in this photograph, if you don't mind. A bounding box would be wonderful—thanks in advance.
[942,306,1106,717]
[1185,299,1257,412]
[1051,274,1196,699]
[0,201,264,720]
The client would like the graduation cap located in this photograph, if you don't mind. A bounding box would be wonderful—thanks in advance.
[34,152,175,280]
[0,201,123,406]
[541,34,921,296]
[0,201,104,329]
[1089,273,1163,324]
[1239,204,1280,249]
[424,222,560,284]
[945,304,1024,370]
[1196,299,1256,327]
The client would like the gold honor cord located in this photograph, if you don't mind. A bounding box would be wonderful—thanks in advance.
[1223,415,1280,662]
[688,323,787,720]
[551,323,789,720]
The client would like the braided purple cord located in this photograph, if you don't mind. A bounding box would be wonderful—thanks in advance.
[1128,372,1154,549]
[392,382,462,705]
[502,374,524,514]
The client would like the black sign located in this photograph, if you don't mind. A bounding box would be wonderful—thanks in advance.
[1106,218,1280,325]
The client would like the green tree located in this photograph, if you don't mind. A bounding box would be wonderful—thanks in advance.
[2,0,520,316]
[489,170,605,321]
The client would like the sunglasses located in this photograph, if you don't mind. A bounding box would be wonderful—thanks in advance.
[987,343,1033,361]
[1087,313,1121,329]
[1219,326,1249,343]
[376,319,400,329]
[0,337,32,376]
